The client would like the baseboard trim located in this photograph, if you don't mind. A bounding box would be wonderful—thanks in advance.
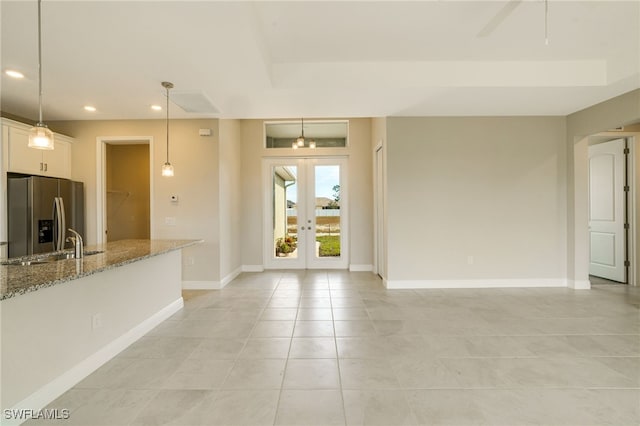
[384,278,568,289]
[3,298,184,426]
[221,267,242,288]
[569,279,592,290]
[182,280,220,290]
[183,268,242,290]
[242,265,265,272]
[349,264,373,272]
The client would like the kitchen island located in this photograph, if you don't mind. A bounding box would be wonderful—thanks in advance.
[1,239,200,300]
[0,239,200,424]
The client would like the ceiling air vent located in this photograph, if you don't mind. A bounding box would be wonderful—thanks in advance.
[168,90,220,114]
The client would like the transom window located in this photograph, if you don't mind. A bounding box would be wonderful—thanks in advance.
[265,120,348,149]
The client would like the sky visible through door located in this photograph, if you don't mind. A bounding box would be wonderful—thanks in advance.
[284,166,339,203]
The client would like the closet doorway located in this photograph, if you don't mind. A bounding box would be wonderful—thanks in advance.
[96,136,154,244]
[105,143,150,241]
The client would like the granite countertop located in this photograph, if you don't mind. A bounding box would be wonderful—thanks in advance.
[0,239,201,301]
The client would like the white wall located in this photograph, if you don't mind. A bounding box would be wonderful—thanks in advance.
[385,116,568,286]
[240,120,264,269]
[348,119,374,268]
[371,117,387,278]
[218,119,243,282]
[42,91,639,288]
[50,119,220,282]
[240,118,374,270]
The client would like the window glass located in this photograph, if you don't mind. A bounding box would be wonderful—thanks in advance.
[265,121,348,149]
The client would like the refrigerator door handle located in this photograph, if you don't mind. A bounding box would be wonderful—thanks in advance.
[52,197,65,251]
[58,197,66,250]
[52,198,58,251]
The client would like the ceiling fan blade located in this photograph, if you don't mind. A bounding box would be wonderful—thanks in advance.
[477,0,523,37]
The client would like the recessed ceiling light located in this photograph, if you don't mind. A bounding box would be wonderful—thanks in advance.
[151,105,162,111]
[5,70,25,79]
[84,105,97,112]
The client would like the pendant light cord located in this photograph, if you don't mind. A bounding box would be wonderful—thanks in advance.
[301,117,304,138]
[166,84,169,163]
[544,0,549,45]
[161,81,174,165]
[37,0,43,123]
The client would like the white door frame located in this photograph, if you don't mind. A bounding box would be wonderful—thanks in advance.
[628,137,636,286]
[263,156,349,269]
[96,136,154,244]
[373,142,385,278]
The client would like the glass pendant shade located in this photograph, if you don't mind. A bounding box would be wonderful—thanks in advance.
[161,162,174,177]
[308,139,316,149]
[28,123,54,150]
[295,117,306,148]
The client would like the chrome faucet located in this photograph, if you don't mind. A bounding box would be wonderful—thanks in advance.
[66,228,84,259]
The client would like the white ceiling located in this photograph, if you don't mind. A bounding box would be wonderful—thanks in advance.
[1,0,639,121]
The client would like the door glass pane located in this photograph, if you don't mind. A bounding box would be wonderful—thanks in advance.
[273,165,298,259]
[315,165,340,258]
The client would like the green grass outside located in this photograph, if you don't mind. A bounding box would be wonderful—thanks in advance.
[317,236,340,257]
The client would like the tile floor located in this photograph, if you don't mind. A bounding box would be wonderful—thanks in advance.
[589,275,625,286]
[29,271,640,425]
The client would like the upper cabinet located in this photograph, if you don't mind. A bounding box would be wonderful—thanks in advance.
[2,118,72,179]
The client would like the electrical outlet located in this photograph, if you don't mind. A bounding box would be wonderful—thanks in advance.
[467,255,474,265]
[165,217,177,226]
[92,313,103,330]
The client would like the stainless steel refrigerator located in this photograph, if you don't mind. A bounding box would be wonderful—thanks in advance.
[8,176,85,258]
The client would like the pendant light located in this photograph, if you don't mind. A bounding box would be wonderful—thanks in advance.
[161,81,175,177]
[28,0,54,150]
[291,117,316,149]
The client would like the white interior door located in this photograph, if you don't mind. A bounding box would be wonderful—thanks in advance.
[264,158,348,269]
[589,138,626,282]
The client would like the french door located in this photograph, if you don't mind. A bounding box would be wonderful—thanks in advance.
[263,157,348,269]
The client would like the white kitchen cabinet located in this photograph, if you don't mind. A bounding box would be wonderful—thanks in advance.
[2,118,72,179]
